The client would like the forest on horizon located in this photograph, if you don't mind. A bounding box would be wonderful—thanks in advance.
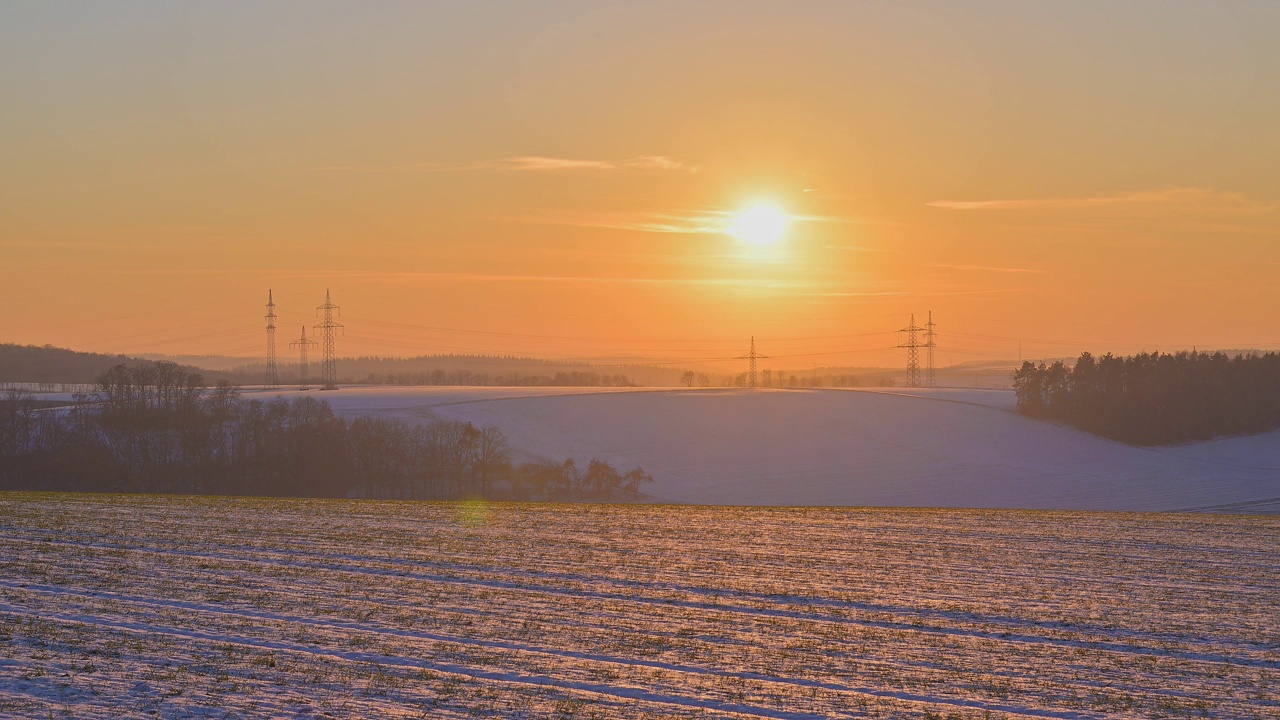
[0,362,653,501]
[1014,350,1280,445]
[2,342,928,389]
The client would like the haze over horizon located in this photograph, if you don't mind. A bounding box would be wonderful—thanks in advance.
[3,1,1279,371]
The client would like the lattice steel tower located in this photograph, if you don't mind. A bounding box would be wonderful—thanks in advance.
[924,311,937,388]
[290,325,318,390]
[897,314,922,388]
[264,290,279,389]
[314,290,343,391]
[736,337,771,389]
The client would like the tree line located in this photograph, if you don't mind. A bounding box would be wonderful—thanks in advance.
[0,343,220,386]
[0,362,653,500]
[357,369,636,388]
[1013,351,1280,445]
[228,353,667,387]
[678,369,878,388]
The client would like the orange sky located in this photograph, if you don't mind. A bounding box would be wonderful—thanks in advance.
[3,2,1279,370]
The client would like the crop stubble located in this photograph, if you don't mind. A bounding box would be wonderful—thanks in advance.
[0,494,1276,718]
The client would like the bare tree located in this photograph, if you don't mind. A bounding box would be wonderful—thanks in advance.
[475,425,510,498]
[585,458,621,498]
[621,467,654,499]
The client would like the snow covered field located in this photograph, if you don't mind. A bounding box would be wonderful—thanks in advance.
[255,385,1280,512]
[2,494,1276,718]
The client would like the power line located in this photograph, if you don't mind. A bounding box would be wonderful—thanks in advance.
[264,290,279,390]
[736,337,771,389]
[342,323,896,361]
[105,327,259,353]
[314,290,343,391]
[289,325,318,390]
[342,328,902,365]
[896,314,922,388]
[0,297,234,334]
[924,311,937,388]
[342,315,896,346]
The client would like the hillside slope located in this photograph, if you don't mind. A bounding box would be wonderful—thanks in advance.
[263,386,1280,511]
[0,344,222,385]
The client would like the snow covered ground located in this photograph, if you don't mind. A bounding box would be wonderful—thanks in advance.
[1,495,1275,719]
[255,385,1280,512]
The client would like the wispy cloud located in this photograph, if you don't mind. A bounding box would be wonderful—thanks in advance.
[495,156,617,172]
[822,244,891,252]
[806,287,1029,299]
[926,187,1270,212]
[247,270,804,289]
[314,155,697,174]
[917,287,1031,297]
[929,264,1045,274]
[808,291,909,297]
[509,208,857,235]
[621,156,695,172]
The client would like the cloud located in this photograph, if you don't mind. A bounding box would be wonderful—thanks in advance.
[509,208,858,236]
[491,155,696,173]
[918,287,1031,296]
[929,264,1045,274]
[314,155,696,174]
[808,291,909,297]
[495,155,696,173]
[822,244,891,252]
[503,209,732,235]
[925,187,1270,212]
[807,287,1029,299]
[621,156,698,172]
[495,156,617,172]
[334,271,807,289]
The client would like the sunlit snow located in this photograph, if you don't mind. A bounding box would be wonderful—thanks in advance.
[257,385,1280,512]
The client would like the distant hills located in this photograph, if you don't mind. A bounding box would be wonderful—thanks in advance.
[0,344,682,388]
[4,342,1029,389]
[0,344,223,387]
[316,386,1280,511]
[225,353,686,387]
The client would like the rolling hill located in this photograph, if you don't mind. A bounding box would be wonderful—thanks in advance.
[258,385,1280,512]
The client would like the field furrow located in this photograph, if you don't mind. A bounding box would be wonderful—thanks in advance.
[1,494,1276,718]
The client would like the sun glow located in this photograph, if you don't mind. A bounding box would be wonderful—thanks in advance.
[729,204,789,246]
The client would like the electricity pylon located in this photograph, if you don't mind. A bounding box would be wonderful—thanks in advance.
[264,290,279,389]
[897,314,922,388]
[736,337,771,389]
[290,325,318,390]
[924,311,937,388]
[314,290,343,391]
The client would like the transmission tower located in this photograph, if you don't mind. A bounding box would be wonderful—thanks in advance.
[290,325,318,390]
[924,311,937,388]
[314,290,343,391]
[896,314,922,388]
[736,337,771,389]
[264,290,279,389]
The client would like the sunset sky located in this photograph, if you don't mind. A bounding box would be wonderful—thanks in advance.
[3,1,1279,369]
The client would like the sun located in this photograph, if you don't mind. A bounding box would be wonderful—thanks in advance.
[729,204,789,246]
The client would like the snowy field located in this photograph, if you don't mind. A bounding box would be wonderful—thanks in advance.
[252,385,1280,512]
[1,494,1276,718]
